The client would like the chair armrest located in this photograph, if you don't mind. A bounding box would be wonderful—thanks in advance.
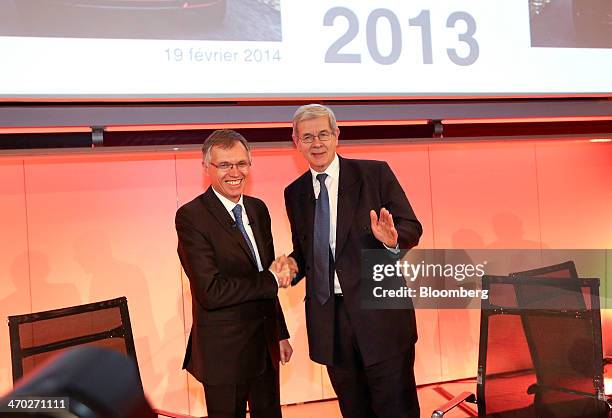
[431,391,476,418]
[154,408,202,418]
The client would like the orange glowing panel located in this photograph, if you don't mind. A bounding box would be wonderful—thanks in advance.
[339,143,434,249]
[443,116,612,124]
[0,161,29,396]
[429,141,542,249]
[174,153,211,417]
[429,141,542,381]
[3,135,610,411]
[21,154,189,415]
[536,140,612,249]
[0,126,91,134]
[535,140,612,354]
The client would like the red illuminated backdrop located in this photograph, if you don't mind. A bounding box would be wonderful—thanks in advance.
[0,138,610,416]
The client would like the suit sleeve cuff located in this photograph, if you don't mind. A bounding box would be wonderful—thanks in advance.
[270,270,280,287]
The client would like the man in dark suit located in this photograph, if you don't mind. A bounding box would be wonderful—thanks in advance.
[284,105,423,418]
[176,129,293,418]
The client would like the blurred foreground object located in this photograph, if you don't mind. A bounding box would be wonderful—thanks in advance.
[0,346,155,418]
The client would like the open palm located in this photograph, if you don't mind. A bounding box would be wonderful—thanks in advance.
[370,208,398,247]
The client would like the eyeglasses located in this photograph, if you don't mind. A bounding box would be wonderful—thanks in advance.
[209,161,251,171]
[298,130,335,144]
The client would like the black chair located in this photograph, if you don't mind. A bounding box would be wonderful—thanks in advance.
[433,275,537,417]
[510,260,579,280]
[432,275,610,418]
[7,297,197,418]
[514,276,607,418]
[509,261,606,417]
[511,260,595,309]
[8,297,138,382]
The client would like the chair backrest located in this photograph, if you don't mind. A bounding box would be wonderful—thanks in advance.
[514,276,606,418]
[511,261,592,308]
[479,275,607,418]
[510,260,579,280]
[8,297,138,383]
[479,275,538,417]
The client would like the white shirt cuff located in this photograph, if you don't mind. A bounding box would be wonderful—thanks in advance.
[383,243,400,254]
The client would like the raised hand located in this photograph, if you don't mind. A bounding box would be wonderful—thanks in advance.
[370,207,398,247]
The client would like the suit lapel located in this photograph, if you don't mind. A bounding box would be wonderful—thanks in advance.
[298,172,316,253]
[335,157,362,258]
[201,187,257,268]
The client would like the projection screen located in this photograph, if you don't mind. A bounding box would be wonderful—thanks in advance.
[1,0,611,100]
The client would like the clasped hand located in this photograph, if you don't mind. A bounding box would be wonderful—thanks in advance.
[269,255,298,288]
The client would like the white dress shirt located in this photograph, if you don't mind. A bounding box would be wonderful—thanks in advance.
[310,154,343,294]
[212,188,264,272]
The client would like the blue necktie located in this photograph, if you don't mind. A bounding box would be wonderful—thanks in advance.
[232,205,257,263]
[313,173,331,305]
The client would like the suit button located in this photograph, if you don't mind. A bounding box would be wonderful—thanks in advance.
[337,268,342,273]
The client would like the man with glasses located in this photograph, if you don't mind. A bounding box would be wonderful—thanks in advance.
[284,105,422,418]
[176,129,293,418]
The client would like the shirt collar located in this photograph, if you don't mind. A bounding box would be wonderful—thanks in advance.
[212,187,244,215]
[310,153,339,183]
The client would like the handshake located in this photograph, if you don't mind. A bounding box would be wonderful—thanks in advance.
[269,255,298,288]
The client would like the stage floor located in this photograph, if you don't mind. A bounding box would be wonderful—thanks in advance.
[256,380,478,418]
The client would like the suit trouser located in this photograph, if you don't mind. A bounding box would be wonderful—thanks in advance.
[327,295,420,418]
[203,355,281,418]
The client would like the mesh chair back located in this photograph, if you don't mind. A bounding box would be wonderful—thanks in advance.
[8,297,138,383]
[511,261,578,280]
[479,276,537,417]
[511,261,592,307]
[514,277,606,418]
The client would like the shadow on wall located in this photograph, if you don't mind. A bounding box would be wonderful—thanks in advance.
[73,231,163,395]
[0,251,81,391]
[5,250,82,315]
[160,296,190,411]
[487,213,548,250]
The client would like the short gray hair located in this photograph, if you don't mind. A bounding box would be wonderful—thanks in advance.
[292,104,338,139]
[202,129,251,166]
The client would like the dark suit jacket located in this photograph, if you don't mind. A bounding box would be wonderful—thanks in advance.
[176,187,289,385]
[284,156,422,367]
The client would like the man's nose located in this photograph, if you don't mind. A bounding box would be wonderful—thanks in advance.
[311,135,324,145]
